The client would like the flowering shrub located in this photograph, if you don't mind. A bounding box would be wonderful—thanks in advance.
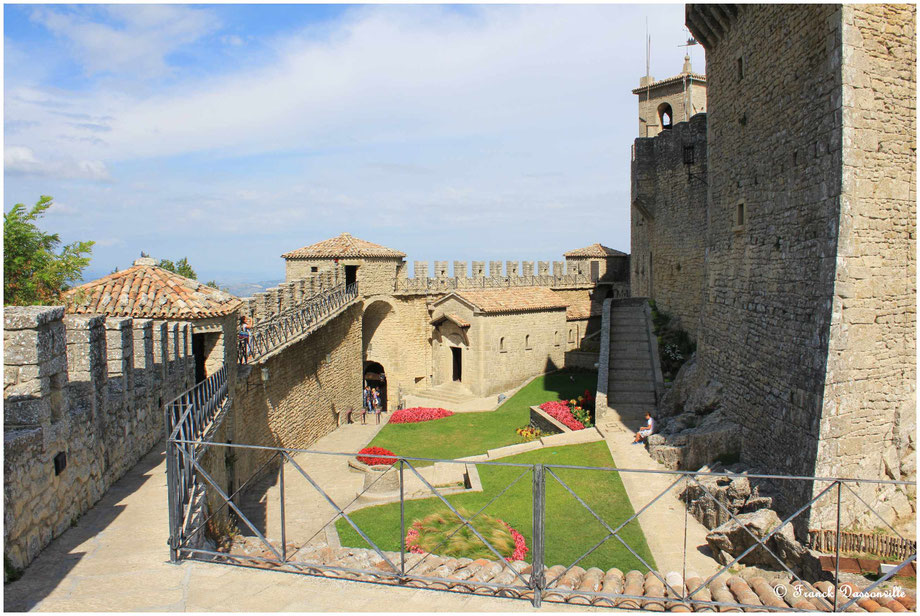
[516,425,542,443]
[389,407,454,424]
[539,400,585,431]
[405,508,528,561]
[356,446,397,466]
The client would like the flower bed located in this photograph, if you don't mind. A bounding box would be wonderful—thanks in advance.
[389,407,454,424]
[516,425,542,443]
[405,509,528,561]
[538,401,585,431]
[356,446,397,466]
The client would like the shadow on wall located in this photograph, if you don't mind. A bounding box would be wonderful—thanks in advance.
[228,304,362,539]
[3,444,166,611]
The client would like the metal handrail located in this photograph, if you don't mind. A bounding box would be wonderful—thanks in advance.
[165,438,917,611]
[246,282,359,361]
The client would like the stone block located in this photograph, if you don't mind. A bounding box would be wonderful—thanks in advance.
[4,396,52,426]
[539,427,604,447]
[486,440,543,459]
[4,306,65,331]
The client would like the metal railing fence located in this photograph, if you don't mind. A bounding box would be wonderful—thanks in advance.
[164,365,231,561]
[165,440,917,612]
[244,282,359,362]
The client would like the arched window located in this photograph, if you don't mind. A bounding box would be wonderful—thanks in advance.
[658,103,673,130]
[499,337,505,352]
[525,334,531,349]
[554,331,560,346]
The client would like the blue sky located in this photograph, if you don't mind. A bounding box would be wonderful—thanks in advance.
[4,4,702,284]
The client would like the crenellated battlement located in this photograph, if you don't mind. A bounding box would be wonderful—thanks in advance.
[4,306,197,571]
[393,259,596,293]
[239,268,342,325]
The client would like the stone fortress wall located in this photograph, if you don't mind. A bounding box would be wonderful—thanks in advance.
[630,112,708,338]
[4,306,196,571]
[635,4,917,526]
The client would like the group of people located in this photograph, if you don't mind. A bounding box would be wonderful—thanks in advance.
[363,385,384,422]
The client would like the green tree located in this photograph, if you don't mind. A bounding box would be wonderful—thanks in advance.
[4,196,94,305]
[158,257,196,280]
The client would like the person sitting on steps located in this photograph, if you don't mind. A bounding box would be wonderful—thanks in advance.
[633,412,655,444]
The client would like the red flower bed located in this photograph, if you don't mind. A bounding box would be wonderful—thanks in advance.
[538,400,585,431]
[389,407,454,424]
[356,446,397,466]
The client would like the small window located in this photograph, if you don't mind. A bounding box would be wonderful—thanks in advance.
[568,329,575,344]
[736,203,746,228]
[499,337,506,352]
[311,266,318,273]
[53,451,67,475]
[658,103,673,130]
[525,335,531,350]
[737,56,744,80]
[554,331,560,347]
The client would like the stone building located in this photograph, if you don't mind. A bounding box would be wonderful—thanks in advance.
[562,243,630,284]
[280,233,629,409]
[633,53,707,138]
[429,287,568,396]
[632,4,915,526]
[64,257,242,383]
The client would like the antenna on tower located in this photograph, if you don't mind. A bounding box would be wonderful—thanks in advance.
[645,18,651,78]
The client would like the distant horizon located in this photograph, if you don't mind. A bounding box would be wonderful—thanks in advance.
[6,4,700,283]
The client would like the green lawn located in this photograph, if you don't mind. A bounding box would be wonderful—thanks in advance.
[336,441,657,573]
[368,369,598,464]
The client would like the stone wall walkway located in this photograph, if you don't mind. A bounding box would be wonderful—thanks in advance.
[597,416,721,579]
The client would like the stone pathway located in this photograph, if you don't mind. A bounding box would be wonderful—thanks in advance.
[597,415,721,579]
[2,436,595,612]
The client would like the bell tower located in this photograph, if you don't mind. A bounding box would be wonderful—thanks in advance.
[633,54,707,138]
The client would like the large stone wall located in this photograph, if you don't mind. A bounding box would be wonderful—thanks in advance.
[679,4,916,526]
[630,113,708,338]
[363,295,432,407]
[4,307,195,571]
[814,4,916,523]
[231,303,363,485]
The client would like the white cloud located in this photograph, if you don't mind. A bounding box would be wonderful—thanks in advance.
[30,5,220,78]
[4,145,111,181]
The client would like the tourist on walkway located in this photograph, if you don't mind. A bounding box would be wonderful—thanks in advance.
[633,412,655,444]
[371,387,381,423]
[362,385,371,414]
[238,316,251,363]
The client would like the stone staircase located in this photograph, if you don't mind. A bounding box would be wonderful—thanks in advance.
[604,299,661,424]
[415,381,474,405]
[220,536,912,611]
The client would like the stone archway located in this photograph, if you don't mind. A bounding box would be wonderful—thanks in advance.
[363,360,387,412]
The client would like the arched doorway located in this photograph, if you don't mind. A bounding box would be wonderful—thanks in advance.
[364,361,387,412]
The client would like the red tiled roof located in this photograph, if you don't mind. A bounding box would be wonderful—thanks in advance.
[446,287,569,314]
[430,313,471,328]
[64,259,241,320]
[282,233,405,259]
[631,72,706,94]
[563,243,628,258]
[566,298,603,320]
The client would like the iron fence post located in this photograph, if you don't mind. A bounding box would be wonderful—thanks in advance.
[400,459,406,582]
[280,455,287,562]
[531,463,545,608]
[166,438,179,563]
[834,481,841,612]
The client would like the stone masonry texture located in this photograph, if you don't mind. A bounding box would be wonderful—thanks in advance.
[4,307,195,571]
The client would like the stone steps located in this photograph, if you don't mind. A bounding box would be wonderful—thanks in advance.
[604,301,658,418]
[225,537,902,611]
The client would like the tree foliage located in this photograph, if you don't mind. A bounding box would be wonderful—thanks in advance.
[4,196,94,306]
[158,257,196,280]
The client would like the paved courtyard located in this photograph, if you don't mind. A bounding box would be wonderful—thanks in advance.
[5,408,718,612]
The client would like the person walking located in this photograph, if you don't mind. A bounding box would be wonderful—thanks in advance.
[238,316,251,363]
[371,388,381,423]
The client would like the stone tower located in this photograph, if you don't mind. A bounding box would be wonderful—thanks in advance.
[633,54,707,138]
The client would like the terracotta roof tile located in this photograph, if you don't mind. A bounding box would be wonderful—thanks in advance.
[446,287,569,314]
[430,313,471,328]
[282,233,405,259]
[631,72,706,94]
[563,243,628,258]
[64,260,241,320]
[566,298,603,320]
